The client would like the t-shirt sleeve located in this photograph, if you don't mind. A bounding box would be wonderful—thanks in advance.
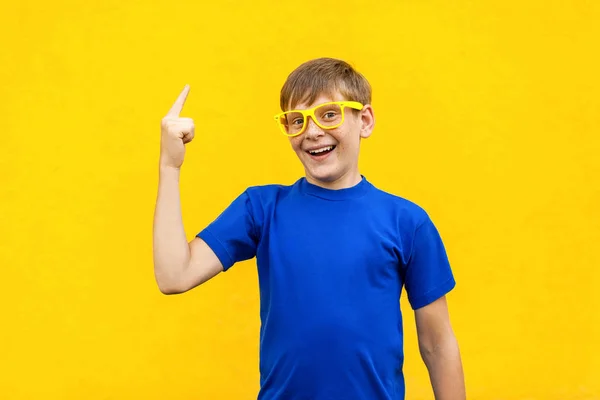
[403,215,456,310]
[196,190,260,271]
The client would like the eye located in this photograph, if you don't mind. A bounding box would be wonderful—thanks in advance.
[324,111,337,119]
[292,118,304,125]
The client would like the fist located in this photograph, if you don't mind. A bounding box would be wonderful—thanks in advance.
[160,85,195,169]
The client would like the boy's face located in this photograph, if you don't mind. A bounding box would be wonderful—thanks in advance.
[287,91,375,189]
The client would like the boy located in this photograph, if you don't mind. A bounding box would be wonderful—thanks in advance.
[153,58,465,399]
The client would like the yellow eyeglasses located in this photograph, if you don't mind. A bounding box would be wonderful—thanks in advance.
[274,101,364,137]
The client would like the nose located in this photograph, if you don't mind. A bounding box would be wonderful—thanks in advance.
[303,117,324,139]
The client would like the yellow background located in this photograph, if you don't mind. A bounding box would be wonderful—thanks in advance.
[1,1,599,399]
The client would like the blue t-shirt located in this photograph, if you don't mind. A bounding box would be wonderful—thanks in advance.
[197,176,455,400]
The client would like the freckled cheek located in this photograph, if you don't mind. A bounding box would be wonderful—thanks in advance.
[289,138,302,154]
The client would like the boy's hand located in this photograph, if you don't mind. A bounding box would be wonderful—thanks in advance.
[160,85,194,169]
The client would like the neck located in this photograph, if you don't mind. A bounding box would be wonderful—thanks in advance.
[305,169,362,190]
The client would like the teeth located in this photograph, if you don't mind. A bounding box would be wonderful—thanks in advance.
[309,146,333,155]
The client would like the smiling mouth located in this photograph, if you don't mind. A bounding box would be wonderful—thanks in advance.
[307,145,336,156]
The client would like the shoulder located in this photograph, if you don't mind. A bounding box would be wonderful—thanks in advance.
[244,182,293,197]
[243,179,299,203]
[366,180,431,229]
[237,179,302,217]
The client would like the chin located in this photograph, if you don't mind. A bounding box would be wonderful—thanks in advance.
[306,167,341,184]
[297,153,345,185]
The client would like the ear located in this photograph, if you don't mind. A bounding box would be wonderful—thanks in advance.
[359,105,375,139]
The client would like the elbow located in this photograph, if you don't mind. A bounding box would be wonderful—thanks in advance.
[155,272,204,295]
[154,271,188,295]
[418,340,440,363]
[157,283,185,295]
[418,334,459,364]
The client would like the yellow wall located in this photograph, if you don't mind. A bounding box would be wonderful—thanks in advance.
[1,1,598,399]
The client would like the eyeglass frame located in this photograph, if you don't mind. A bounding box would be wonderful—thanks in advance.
[273,101,364,137]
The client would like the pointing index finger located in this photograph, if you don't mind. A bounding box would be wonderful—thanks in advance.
[167,84,190,117]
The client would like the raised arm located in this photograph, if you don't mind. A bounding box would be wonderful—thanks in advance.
[152,85,223,294]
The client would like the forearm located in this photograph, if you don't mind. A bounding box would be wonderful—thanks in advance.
[152,166,190,292]
[421,335,465,400]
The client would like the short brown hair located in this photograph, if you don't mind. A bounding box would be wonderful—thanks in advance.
[280,58,372,111]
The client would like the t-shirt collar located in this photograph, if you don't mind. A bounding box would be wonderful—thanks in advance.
[298,175,371,201]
